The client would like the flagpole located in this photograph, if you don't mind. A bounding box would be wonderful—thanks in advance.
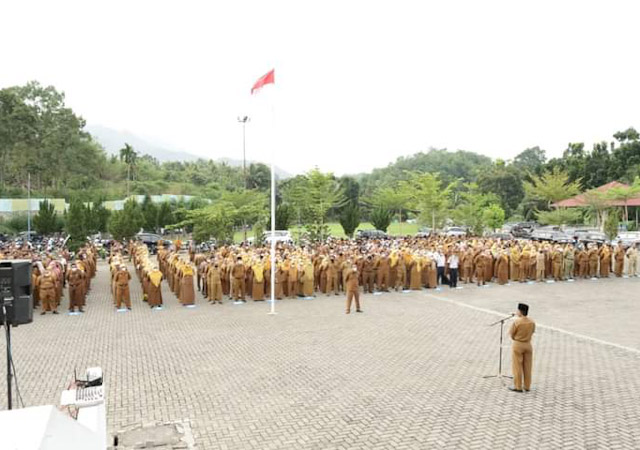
[268,103,276,315]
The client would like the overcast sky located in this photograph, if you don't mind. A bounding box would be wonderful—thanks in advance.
[2,1,639,175]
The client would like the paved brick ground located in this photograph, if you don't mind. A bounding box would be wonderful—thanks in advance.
[1,261,639,449]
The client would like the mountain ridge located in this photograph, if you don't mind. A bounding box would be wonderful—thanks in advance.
[86,124,292,178]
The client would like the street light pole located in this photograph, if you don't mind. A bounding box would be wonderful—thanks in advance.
[237,116,250,189]
[237,116,250,243]
[27,172,31,243]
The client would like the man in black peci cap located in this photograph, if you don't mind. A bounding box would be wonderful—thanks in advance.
[509,303,536,392]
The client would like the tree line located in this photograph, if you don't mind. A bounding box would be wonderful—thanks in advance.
[3,80,640,243]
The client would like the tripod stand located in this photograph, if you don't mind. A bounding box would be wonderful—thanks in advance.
[483,314,514,385]
[2,302,13,409]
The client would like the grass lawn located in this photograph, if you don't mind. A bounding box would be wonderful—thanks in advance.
[233,222,420,243]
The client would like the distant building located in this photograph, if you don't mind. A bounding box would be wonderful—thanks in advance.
[0,195,207,216]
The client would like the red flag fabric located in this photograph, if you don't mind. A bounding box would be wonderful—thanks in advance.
[251,69,275,94]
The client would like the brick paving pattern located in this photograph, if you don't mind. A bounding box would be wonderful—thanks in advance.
[1,260,639,449]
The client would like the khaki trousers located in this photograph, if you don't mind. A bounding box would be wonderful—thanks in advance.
[512,341,533,391]
[346,290,361,313]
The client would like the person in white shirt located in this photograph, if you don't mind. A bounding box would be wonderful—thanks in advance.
[435,249,447,285]
[448,252,459,288]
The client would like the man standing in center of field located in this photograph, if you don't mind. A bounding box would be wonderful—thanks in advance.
[345,265,362,314]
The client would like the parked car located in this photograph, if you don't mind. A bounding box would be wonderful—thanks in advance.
[443,226,466,237]
[263,230,293,244]
[487,232,513,240]
[551,231,574,244]
[136,232,166,254]
[416,227,432,238]
[511,222,538,238]
[530,228,555,241]
[575,230,607,244]
[355,229,388,239]
[615,232,640,247]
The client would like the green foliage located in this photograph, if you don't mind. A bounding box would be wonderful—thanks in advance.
[604,209,620,240]
[523,167,581,208]
[360,149,492,195]
[512,147,546,174]
[5,214,28,234]
[247,163,271,190]
[253,219,266,247]
[403,172,451,229]
[536,208,582,226]
[282,169,346,241]
[33,200,59,235]
[182,202,235,244]
[483,204,506,231]
[339,176,360,206]
[370,206,392,232]
[453,184,503,235]
[108,199,143,241]
[157,202,174,229]
[275,203,292,230]
[221,189,268,227]
[141,194,158,231]
[339,203,361,238]
[476,163,524,217]
[65,199,88,248]
[0,81,106,193]
[607,177,640,221]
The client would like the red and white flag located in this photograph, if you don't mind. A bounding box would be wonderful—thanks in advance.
[251,69,275,95]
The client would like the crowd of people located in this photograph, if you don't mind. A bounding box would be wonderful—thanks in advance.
[161,237,640,308]
[1,234,637,316]
[0,242,97,314]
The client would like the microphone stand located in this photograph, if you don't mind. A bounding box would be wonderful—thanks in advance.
[483,314,514,384]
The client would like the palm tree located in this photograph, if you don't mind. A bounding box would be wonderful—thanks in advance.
[119,143,138,197]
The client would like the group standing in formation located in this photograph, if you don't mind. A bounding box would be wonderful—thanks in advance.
[0,243,97,314]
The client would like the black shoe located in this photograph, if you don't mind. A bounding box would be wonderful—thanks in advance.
[53,311,59,315]
[508,387,523,392]
[356,310,363,313]
[79,308,84,313]
[41,311,46,315]
[524,389,530,392]
[127,307,132,311]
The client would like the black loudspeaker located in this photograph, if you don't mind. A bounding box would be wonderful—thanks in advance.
[0,260,33,326]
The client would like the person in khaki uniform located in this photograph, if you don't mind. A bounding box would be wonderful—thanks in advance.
[474,251,486,286]
[563,245,575,280]
[66,262,86,313]
[599,244,611,278]
[283,259,294,298]
[535,249,546,282]
[114,266,132,310]
[231,257,246,301]
[207,261,223,304]
[344,265,362,314]
[509,303,535,392]
[362,256,375,293]
[552,246,563,281]
[495,250,509,285]
[626,245,638,277]
[613,243,625,277]
[587,245,599,278]
[376,253,390,292]
[39,270,59,315]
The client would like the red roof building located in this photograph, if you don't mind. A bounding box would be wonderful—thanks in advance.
[553,181,640,207]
